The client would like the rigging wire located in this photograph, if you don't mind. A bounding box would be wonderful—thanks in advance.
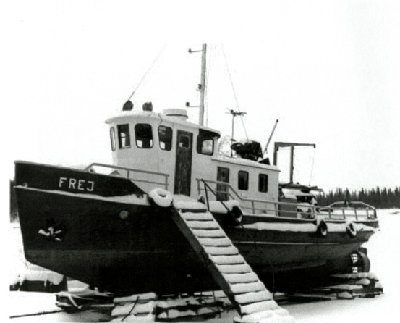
[221,45,249,140]
[308,148,316,185]
[127,44,167,101]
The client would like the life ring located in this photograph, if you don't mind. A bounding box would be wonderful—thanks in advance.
[346,222,357,238]
[317,219,328,237]
[148,188,173,207]
[228,205,243,224]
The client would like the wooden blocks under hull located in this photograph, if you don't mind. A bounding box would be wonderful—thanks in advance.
[171,206,295,323]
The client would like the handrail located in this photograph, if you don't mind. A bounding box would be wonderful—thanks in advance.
[86,162,169,189]
[196,178,377,220]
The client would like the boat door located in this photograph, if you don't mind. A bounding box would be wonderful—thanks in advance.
[174,130,193,196]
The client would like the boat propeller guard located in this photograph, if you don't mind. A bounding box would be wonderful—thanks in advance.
[148,188,173,207]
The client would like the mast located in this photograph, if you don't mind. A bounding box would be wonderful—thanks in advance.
[188,44,207,126]
[199,44,207,126]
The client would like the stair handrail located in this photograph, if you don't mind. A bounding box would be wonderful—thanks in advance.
[86,162,170,189]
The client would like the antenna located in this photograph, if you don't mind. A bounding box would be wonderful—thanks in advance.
[188,44,207,126]
[226,109,247,156]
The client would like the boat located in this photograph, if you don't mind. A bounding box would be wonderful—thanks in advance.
[13,44,379,297]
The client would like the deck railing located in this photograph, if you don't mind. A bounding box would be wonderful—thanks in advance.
[86,163,170,190]
[196,178,376,220]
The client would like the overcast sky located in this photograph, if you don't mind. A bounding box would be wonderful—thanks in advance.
[3,0,400,190]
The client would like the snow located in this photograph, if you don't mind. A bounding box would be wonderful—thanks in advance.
[222,272,258,284]
[198,237,232,246]
[173,196,208,211]
[187,220,220,229]
[210,255,245,265]
[230,282,266,294]
[204,246,239,256]
[7,210,400,323]
[193,229,226,238]
[234,291,272,304]
[218,264,252,274]
[114,292,157,304]
[111,301,154,316]
[240,300,279,315]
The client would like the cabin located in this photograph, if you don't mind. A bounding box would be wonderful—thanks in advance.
[105,108,280,213]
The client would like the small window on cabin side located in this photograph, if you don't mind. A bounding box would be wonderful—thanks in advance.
[110,127,116,151]
[238,171,249,190]
[135,123,153,148]
[117,124,131,149]
[197,130,216,156]
[217,167,230,201]
[178,134,191,149]
[158,126,172,151]
[259,174,269,193]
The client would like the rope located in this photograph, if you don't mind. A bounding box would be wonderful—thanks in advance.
[127,45,167,101]
[221,45,248,140]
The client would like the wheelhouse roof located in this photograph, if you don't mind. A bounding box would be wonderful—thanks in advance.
[105,111,221,137]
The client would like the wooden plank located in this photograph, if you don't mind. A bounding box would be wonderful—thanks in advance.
[217,264,252,274]
[209,255,245,265]
[234,291,272,304]
[198,238,232,247]
[230,282,266,294]
[239,300,278,316]
[222,272,258,284]
[186,220,220,230]
[204,246,239,256]
[193,229,226,238]
[180,212,213,220]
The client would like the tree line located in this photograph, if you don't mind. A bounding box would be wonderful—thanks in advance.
[317,187,400,209]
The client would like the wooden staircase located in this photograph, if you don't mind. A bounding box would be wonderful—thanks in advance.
[171,205,294,323]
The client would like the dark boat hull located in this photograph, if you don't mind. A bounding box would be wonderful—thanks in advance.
[14,162,378,294]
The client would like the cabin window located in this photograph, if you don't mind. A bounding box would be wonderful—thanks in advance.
[110,127,116,151]
[158,126,172,151]
[178,134,191,149]
[259,174,269,193]
[217,167,230,201]
[117,124,131,149]
[238,171,249,190]
[197,130,216,155]
[135,123,153,148]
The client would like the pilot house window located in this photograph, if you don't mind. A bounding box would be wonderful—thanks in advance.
[238,171,249,190]
[197,130,215,155]
[117,124,131,149]
[259,174,269,193]
[135,123,153,148]
[158,126,172,151]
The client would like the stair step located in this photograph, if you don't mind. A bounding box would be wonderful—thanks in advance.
[234,291,272,305]
[186,221,220,230]
[198,237,232,247]
[180,212,214,221]
[193,229,226,238]
[230,282,266,294]
[239,300,278,316]
[210,255,245,265]
[223,273,259,284]
[217,264,252,274]
[204,246,239,256]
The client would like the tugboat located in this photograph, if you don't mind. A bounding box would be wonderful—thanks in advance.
[14,44,378,297]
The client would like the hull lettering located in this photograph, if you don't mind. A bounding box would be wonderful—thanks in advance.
[59,176,95,192]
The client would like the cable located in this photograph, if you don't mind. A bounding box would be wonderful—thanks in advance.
[127,44,167,101]
[221,45,249,140]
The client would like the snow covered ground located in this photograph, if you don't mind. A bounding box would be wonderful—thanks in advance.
[6,209,400,322]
